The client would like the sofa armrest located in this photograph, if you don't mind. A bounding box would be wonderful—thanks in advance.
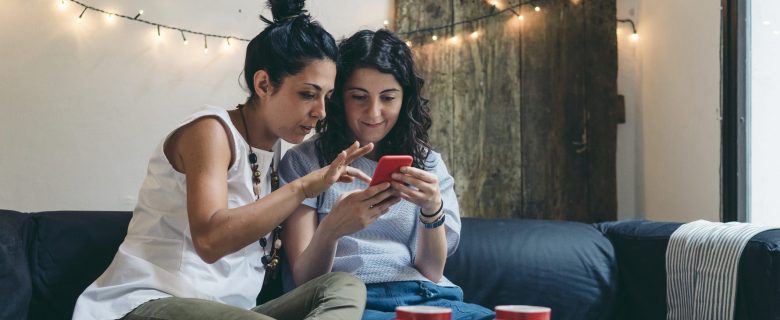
[444,218,617,320]
[0,209,33,320]
[600,220,780,320]
[28,211,131,320]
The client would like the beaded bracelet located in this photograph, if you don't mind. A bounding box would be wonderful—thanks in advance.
[419,213,446,229]
[419,199,444,218]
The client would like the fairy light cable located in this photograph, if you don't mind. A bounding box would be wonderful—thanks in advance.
[67,0,249,42]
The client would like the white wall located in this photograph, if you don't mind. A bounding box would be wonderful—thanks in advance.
[2,0,725,220]
[749,0,780,225]
[615,0,640,220]
[0,0,393,212]
[616,0,721,222]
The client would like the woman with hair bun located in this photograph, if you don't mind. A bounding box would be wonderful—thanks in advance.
[72,1,369,319]
[280,29,495,320]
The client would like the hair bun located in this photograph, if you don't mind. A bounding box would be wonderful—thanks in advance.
[267,0,307,23]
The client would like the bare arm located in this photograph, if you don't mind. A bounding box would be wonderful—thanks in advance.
[170,118,372,263]
[391,167,447,282]
[283,183,400,286]
[282,205,338,286]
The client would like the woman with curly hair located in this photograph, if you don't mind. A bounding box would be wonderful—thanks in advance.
[279,29,494,320]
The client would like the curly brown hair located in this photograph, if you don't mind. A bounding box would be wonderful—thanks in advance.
[315,29,433,169]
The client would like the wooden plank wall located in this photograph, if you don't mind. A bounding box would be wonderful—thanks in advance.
[396,0,618,222]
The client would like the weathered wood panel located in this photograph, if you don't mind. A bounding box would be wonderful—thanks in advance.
[396,0,617,222]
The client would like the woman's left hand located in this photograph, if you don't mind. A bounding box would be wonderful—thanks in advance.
[390,166,442,214]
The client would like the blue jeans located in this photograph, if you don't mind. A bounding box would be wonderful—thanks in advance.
[362,281,494,320]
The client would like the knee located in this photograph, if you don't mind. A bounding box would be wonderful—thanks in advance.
[322,272,366,290]
[319,272,367,299]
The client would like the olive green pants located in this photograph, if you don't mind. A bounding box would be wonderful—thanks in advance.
[123,272,366,320]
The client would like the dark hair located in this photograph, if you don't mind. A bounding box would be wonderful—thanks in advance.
[316,29,432,170]
[243,0,338,100]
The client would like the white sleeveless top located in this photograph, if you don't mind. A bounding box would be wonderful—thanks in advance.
[72,106,278,320]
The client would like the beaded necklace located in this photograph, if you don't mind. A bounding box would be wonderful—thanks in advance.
[238,105,282,274]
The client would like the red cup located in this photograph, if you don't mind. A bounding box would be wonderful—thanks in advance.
[395,306,452,320]
[494,305,551,320]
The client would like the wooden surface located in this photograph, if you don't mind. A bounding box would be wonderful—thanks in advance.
[396,0,618,222]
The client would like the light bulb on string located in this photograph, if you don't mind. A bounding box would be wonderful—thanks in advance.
[76,6,87,22]
[432,34,438,41]
[134,10,143,19]
[535,6,541,12]
[181,31,188,45]
[448,35,460,45]
[58,0,67,10]
[518,14,524,21]
[106,13,115,23]
[383,20,389,28]
[224,37,232,50]
[405,40,412,47]
[618,19,638,42]
[470,31,479,39]
[203,35,209,54]
[156,25,162,42]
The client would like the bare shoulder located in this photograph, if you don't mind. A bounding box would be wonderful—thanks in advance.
[165,116,233,174]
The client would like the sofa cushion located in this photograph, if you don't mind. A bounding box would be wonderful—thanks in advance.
[27,211,131,320]
[444,218,617,320]
[0,209,33,320]
[598,220,681,320]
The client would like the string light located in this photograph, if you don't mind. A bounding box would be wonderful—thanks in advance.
[618,19,639,42]
[396,1,637,47]
[59,0,67,10]
[106,13,114,23]
[400,0,527,45]
[77,6,87,22]
[58,0,250,54]
[58,0,639,53]
[509,8,523,21]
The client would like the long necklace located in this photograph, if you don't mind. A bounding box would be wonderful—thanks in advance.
[238,105,282,274]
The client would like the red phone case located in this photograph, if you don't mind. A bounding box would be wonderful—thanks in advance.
[369,155,413,186]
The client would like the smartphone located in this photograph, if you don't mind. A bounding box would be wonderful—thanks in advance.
[369,155,413,186]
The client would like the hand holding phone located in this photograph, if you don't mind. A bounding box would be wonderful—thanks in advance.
[369,155,413,186]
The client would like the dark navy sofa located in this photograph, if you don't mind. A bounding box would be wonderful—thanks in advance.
[2,209,779,320]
